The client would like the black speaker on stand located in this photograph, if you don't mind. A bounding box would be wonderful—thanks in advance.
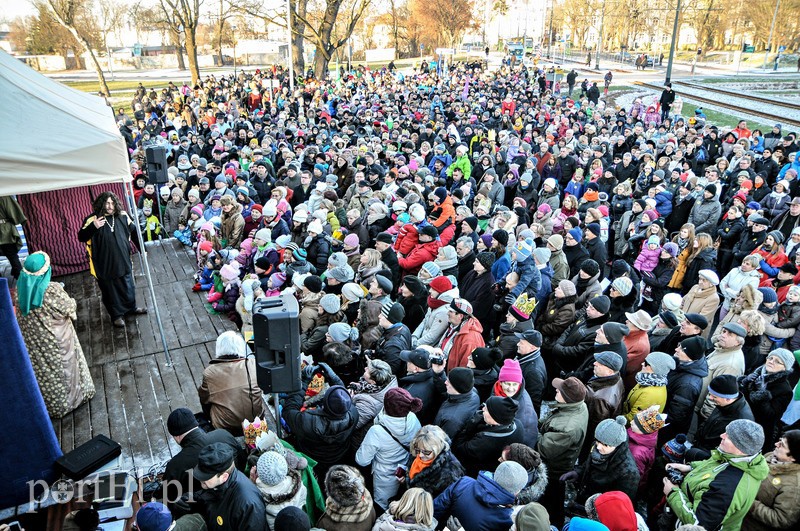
[253,294,302,394]
[145,145,169,184]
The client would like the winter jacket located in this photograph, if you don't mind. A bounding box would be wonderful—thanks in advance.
[518,352,548,414]
[198,469,267,531]
[575,441,640,504]
[552,316,607,374]
[682,247,718,294]
[356,411,421,508]
[585,237,607,270]
[538,295,577,349]
[537,400,589,477]
[508,256,543,300]
[413,288,459,347]
[640,258,675,309]
[352,378,398,431]
[741,454,800,531]
[404,449,465,499]
[681,283,721,339]
[695,395,755,453]
[299,292,323,334]
[564,244,591,279]
[459,270,495,324]
[435,390,481,440]
[399,369,443,426]
[689,197,722,235]
[549,248,570,284]
[256,471,308,530]
[667,449,769,531]
[433,473,516,531]
[376,324,413,376]
[734,229,767,264]
[634,245,661,273]
[394,223,421,256]
[444,317,485,371]
[761,191,791,221]
[496,318,534,361]
[669,246,692,290]
[305,234,331,272]
[623,382,668,422]
[281,387,359,469]
[398,239,440,275]
[623,330,651,390]
[719,267,761,310]
[220,203,246,248]
[371,512,437,531]
[453,413,525,477]
[572,272,602,311]
[698,345,746,419]
[661,357,709,443]
[627,428,659,490]
[198,357,265,433]
[163,199,187,234]
[739,367,794,450]
[585,374,626,430]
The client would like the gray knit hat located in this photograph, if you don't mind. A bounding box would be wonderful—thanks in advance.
[532,247,551,265]
[725,419,765,456]
[319,294,341,314]
[594,351,623,372]
[645,352,676,377]
[493,461,529,495]
[612,276,633,297]
[595,415,628,447]
[328,264,355,283]
[768,348,795,372]
[257,451,288,486]
[328,252,348,268]
[558,279,577,297]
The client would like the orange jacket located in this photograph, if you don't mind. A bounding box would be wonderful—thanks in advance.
[445,317,485,371]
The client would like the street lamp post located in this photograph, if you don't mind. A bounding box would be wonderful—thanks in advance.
[665,0,681,85]
[231,23,237,77]
[762,0,781,69]
[595,0,606,70]
[286,0,295,91]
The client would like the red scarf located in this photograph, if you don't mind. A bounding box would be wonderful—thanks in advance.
[427,296,448,310]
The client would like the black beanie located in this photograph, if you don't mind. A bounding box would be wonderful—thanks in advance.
[784,430,800,462]
[477,251,497,270]
[304,275,323,293]
[581,259,600,278]
[471,347,502,370]
[464,216,479,231]
[680,336,707,361]
[167,407,198,436]
[448,368,475,394]
[485,396,518,425]
[492,229,509,247]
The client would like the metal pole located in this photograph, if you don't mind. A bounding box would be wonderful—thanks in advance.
[547,0,554,59]
[665,0,681,84]
[763,0,781,69]
[106,44,115,81]
[595,0,606,70]
[273,393,281,437]
[286,0,295,91]
[126,179,173,366]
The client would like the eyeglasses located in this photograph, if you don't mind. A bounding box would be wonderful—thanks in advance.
[417,448,434,457]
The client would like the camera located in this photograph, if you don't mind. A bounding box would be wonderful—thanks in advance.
[666,468,684,485]
[492,303,504,313]
[362,349,375,358]
[430,356,444,366]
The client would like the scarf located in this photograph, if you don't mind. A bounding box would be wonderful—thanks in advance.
[677,236,690,250]
[635,372,668,387]
[347,377,383,396]
[760,303,779,315]
[493,381,510,398]
[409,455,434,479]
[17,251,51,316]
[435,256,458,271]
[324,490,373,523]
[427,296,448,310]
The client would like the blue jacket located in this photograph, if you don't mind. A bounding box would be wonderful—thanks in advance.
[433,473,515,531]
[492,251,512,282]
[509,256,542,299]
[535,265,554,316]
[654,191,674,218]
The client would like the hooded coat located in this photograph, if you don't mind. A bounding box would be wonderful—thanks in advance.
[433,473,516,531]
[575,441,640,503]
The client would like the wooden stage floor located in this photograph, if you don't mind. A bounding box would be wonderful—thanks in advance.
[53,239,237,475]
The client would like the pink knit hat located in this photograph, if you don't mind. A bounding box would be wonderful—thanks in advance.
[344,234,360,249]
[498,359,523,384]
[220,264,240,282]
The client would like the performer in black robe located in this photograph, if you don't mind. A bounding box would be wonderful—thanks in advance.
[78,192,146,327]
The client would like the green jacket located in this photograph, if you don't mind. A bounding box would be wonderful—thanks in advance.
[536,400,589,477]
[667,449,769,531]
[446,154,472,181]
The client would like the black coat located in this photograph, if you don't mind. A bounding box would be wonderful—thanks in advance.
[376,324,412,377]
[399,369,443,426]
[585,237,607,269]
[380,247,401,291]
[666,194,696,236]
[682,247,717,293]
[551,316,608,373]
[694,395,754,453]
[640,258,676,310]
[398,293,427,333]
[518,352,547,415]
[564,244,591,279]
[660,357,709,444]
[305,234,330,272]
[739,369,794,449]
[197,469,267,531]
[733,228,766,263]
[458,251,476,284]
[472,367,499,403]
[575,442,640,504]
[568,342,628,384]
[434,390,481,439]
[459,269,495,324]
[452,414,525,477]
[162,428,244,506]
[281,388,359,468]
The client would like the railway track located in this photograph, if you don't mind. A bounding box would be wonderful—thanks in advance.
[632,81,800,128]
[673,81,800,112]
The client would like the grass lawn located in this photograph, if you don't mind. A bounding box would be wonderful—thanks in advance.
[63,79,151,93]
[693,75,800,84]
[681,105,772,131]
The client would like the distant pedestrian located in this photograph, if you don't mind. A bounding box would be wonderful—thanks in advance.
[660,83,675,121]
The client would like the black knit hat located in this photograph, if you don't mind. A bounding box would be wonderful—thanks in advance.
[167,407,198,436]
[376,232,394,244]
[303,275,323,293]
[492,229,509,247]
[784,430,800,462]
[471,347,502,370]
[680,336,707,360]
[581,259,600,277]
[476,251,497,270]
[485,396,519,425]
[589,295,611,314]
[448,367,475,394]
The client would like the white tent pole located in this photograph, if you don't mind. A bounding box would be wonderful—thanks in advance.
[120,183,145,275]
[126,179,173,366]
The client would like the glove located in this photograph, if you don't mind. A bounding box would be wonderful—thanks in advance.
[559,471,579,483]
[505,293,517,305]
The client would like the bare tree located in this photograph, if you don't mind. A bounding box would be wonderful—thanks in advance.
[159,0,202,84]
[42,0,111,95]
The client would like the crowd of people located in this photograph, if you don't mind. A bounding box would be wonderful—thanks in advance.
[10,54,800,531]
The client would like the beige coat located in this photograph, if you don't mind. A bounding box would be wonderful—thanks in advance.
[681,283,721,339]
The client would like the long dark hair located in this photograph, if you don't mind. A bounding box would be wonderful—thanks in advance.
[92,192,125,217]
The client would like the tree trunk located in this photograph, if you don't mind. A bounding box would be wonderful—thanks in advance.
[314,45,331,79]
[291,0,307,81]
[170,28,186,70]
[70,27,110,96]
[185,29,201,86]
[217,21,225,66]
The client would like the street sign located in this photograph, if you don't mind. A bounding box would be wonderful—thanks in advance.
[744,45,755,53]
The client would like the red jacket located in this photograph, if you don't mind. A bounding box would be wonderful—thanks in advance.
[623,329,650,391]
[398,239,440,275]
[445,317,485,371]
[394,223,419,256]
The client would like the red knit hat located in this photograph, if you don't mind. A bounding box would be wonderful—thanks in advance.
[383,388,422,418]
[498,359,523,384]
[429,276,452,294]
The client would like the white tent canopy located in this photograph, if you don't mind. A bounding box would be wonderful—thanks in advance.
[0,50,131,195]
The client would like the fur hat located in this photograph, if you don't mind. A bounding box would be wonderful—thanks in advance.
[324,465,366,507]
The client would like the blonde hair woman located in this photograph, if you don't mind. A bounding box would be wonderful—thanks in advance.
[372,488,436,530]
[401,425,465,499]
[356,248,386,288]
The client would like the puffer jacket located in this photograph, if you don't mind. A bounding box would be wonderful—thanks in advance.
[623,381,668,422]
[667,449,769,531]
[688,196,722,235]
[719,266,761,310]
[220,203,246,248]
[627,428,659,490]
[661,357,708,444]
[433,473,516,531]
[398,239,440,275]
[741,454,800,531]
[298,292,323,334]
[575,441,640,503]
[304,234,331,272]
[445,317,485,371]
[376,324,413,376]
[356,411,422,508]
[412,288,459,347]
[256,471,308,530]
